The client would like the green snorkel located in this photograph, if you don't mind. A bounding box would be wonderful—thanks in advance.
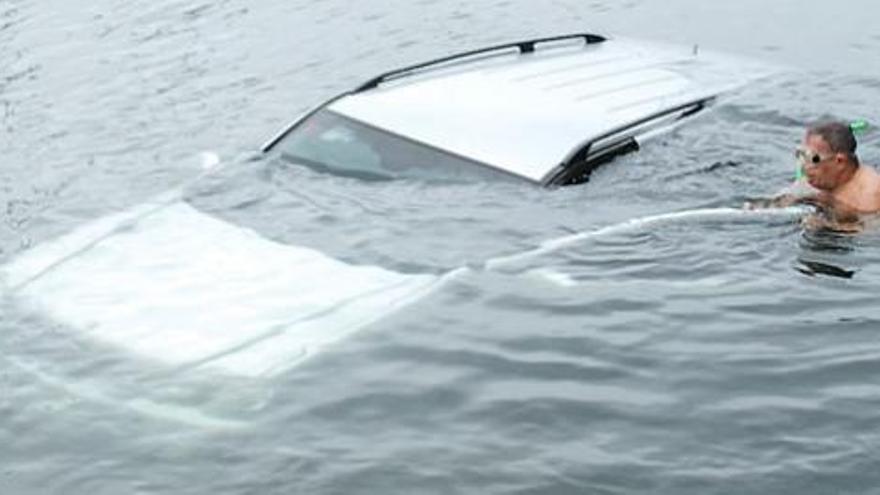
[795,120,870,180]
[850,119,869,134]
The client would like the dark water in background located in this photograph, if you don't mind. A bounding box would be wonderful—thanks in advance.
[3,1,880,494]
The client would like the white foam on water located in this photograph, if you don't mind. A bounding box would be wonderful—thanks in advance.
[524,267,580,287]
[485,206,807,273]
[2,201,439,378]
[199,151,221,170]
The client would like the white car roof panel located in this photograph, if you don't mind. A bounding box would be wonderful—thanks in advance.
[329,37,769,182]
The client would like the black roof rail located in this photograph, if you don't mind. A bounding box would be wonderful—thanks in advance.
[542,96,715,186]
[354,33,607,92]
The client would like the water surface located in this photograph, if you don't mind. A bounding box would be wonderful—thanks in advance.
[3,1,880,494]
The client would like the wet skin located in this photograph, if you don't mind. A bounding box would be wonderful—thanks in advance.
[801,133,880,215]
[746,133,880,231]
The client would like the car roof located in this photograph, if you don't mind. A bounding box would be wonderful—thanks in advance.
[323,35,770,183]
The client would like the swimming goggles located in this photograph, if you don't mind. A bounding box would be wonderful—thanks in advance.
[794,147,835,166]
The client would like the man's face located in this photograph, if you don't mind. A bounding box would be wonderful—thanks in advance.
[800,133,846,191]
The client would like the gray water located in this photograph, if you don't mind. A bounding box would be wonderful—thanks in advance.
[3,1,880,494]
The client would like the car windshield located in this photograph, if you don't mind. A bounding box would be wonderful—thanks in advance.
[270,109,524,183]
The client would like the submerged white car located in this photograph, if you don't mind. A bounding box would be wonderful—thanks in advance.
[263,33,765,186]
[0,33,775,425]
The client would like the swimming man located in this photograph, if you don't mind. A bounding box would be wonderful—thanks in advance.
[757,121,880,225]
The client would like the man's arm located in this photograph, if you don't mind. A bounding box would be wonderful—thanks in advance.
[744,178,822,210]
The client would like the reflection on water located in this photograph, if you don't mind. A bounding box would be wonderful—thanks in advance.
[794,214,880,279]
[795,259,856,279]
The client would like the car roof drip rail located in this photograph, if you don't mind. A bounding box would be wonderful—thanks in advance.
[355,33,607,92]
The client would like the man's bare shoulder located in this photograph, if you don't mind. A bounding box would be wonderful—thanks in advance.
[837,164,880,213]
[865,164,880,206]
